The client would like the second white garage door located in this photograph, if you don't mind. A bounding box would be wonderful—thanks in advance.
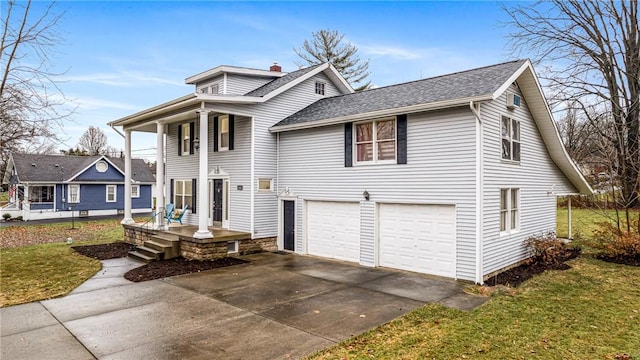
[379,203,456,278]
[306,201,360,262]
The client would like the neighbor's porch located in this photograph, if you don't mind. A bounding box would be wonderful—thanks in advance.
[123,223,276,261]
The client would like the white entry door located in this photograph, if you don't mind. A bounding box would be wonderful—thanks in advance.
[378,203,456,278]
[306,201,360,262]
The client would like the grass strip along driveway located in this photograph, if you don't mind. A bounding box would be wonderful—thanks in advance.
[308,255,640,359]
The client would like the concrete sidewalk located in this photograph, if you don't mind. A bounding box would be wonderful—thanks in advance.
[1,253,488,360]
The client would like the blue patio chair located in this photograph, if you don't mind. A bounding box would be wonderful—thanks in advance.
[164,203,174,223]
[168,204,189,225]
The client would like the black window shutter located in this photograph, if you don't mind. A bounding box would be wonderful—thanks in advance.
[191,178,197,214]
[177,125,182,156]
[213,116,219,152]
[229,115,235,150]
[344,122,353,167]
[189,122,195,155]
[169,179,174,204]
[397,114,407,164]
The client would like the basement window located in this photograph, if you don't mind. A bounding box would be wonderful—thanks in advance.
[227,241,238,254]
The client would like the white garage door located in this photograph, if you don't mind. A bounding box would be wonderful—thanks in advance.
[307,201,360,262]
[379,203,456,278]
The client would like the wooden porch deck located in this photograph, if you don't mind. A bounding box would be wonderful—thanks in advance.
[162,224,252,242]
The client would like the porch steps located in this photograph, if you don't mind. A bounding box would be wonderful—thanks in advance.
[128,234,181,263]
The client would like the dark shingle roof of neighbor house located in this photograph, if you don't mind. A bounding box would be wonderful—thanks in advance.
[273,59,527,128]
[9,153,155,183]
[245,63,324,97]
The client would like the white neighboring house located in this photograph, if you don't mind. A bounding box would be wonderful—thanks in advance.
[109,60,592,283]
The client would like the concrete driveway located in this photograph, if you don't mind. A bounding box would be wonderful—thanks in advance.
[1,252,487,360]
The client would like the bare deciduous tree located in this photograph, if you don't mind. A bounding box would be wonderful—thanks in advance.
[0,0,72,174]
[504,0,640,215]
[294,29,371,91]
[78,126,108,156]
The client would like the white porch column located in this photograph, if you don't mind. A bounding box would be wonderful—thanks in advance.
[193,110,213,239]
[567,196,573,240]
[155,122,166,229]
[121,129,134,224]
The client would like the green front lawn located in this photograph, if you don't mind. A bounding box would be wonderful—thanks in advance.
[309,209,640,360]
[0,218,131,307]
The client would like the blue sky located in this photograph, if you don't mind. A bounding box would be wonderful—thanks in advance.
[32,1,515,158]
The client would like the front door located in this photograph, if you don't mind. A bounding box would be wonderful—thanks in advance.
[283,200,295,251]
[212,179,223,227]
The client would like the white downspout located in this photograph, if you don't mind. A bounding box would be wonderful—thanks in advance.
[470,101,484,284]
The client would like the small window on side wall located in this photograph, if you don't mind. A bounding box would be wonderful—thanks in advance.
[501,115,520,162]
[500,188,519,233]
[257,178,273,192]
[106,185,117,203]
[315,81,325,95]
[219,115,229,151]
[131,185,140,198]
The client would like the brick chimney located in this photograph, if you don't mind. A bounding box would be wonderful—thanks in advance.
[269,61,282,72]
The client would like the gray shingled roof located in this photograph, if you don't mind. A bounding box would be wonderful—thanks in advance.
[245,63,324,97]
[9,154,155,183]
[273,60,527,128]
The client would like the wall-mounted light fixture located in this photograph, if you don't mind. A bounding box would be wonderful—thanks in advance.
[362,190,370,201]
[193,137,200,151]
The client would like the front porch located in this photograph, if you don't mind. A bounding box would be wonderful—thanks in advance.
[123,223,276,261]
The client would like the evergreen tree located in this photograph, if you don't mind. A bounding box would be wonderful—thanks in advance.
[294,29,371,91]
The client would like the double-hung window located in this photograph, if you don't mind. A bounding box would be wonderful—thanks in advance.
[131,185,140,198]
[219,115,229,151]
[501,116,520,161]
[174,180,193,210]
[315,81,325,95]
[500,188,520,233]
[182,123,191,155]
[106,185,117,203]
[68,184,80,203]
[355,118,396,164]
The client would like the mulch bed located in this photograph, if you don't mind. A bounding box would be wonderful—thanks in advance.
[72,242,136,260]
[72,241,249,282]
[124,257,248,282]
[597,254,640,267]
[484,248,581,287]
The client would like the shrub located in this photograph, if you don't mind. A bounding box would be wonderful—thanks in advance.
[592,221,640,259]
[2,213,10,220]
[524,232,575,266]
[15,216,23,221]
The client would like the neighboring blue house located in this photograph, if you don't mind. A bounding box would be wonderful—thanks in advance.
[1,153,154,220]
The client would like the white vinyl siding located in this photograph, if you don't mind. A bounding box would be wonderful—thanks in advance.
[106,185,117,203]
[482,84,577,277]
[166,113,250,232]
[278,108,477,280]
[225,74,273,95]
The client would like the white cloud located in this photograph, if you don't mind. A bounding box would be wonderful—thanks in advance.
[360,45,423,60]
[63,71,183,88]
[68,95,139,111]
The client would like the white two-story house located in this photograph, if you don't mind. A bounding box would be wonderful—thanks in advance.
[109,59,591,283]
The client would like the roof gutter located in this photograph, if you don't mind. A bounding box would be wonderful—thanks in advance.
[269,95,492,133]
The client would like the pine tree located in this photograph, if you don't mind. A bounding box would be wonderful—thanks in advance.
[294,29,371,91]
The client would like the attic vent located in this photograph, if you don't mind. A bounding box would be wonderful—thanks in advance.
[506,92,521,109]
[96,160,108,173]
